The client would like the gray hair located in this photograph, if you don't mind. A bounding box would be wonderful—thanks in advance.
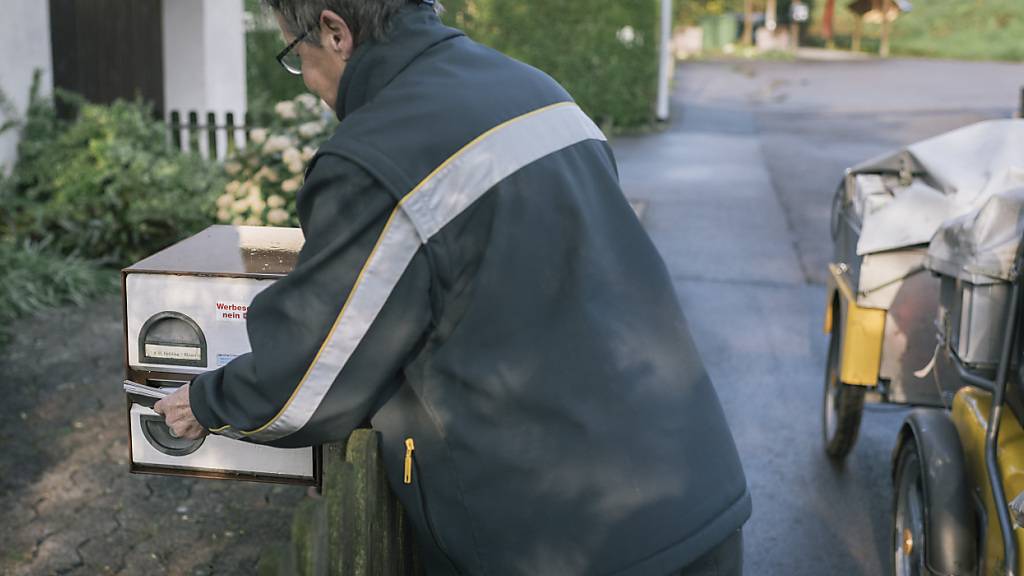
[264,0,442,47]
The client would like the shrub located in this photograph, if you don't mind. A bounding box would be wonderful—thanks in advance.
[5,80,223,265]
[443,0,661,131]
[216,94,336,227]
[0,237,116,333]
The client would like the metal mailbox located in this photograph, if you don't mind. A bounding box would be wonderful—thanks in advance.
[122,225,320,485]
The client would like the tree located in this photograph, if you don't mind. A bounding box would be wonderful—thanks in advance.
[742,0,754,46]
[823,0,836,48]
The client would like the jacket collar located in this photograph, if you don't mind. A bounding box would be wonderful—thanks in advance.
[335,4,463,122]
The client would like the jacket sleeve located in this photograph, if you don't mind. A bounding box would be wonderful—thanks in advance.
[189,153,434,447]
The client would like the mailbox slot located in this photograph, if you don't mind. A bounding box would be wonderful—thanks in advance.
[139,311,206,367]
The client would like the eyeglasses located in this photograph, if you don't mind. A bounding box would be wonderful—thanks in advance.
[276,30,310,75]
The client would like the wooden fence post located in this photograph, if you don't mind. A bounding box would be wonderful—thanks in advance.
[206,112,220,161]
[225,112,240,157]
[169,111,183,151]
[259,430,422,576]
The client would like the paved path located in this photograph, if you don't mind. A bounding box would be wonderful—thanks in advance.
[611,57,1024,574]
[0,298,307,575]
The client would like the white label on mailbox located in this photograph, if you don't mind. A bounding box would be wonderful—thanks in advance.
[145,344,202,361]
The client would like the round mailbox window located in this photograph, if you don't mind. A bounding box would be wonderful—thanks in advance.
[139,311,207,367]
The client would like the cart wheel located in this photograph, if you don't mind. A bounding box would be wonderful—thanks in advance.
[893,439,929,576]
[823,301,865,459]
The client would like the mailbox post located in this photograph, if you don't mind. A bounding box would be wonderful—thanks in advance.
[259,430,422,576]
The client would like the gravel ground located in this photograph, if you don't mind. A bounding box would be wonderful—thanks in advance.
[0,292,307,575]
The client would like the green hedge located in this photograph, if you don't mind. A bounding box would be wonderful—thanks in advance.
[247,28,312,125]
[245,2,662,130]
[443,0,661,131]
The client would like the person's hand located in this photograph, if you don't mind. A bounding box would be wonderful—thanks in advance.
[153,384,208,441]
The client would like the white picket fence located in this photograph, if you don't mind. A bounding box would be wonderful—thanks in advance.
[167,109,252,162]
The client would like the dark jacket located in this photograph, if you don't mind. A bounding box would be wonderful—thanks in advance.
[190,5,750,574]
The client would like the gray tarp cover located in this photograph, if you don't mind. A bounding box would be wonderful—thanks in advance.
[849,119,1024,284]
[928,187,1024,284]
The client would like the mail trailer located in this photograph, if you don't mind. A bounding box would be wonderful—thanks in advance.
[822,119,1024,574]
[824,120,1024,460]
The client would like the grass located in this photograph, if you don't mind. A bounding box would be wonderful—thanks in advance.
[0,239,117,345]
[807,0,1024,62]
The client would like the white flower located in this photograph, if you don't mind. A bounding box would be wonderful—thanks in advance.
[234,181,252,198]
[224,161,243,176]
[216,193,234,209]
[254,166,279,183]
[249,128,268,145]
[267,195,286,208]
[245,215,265,226]
[231,216,245,226]
[231,198,250,214]
[282,147,302,166]
[617,25,637,46]
[301,146,316,162]
[275,101,298,120]
[281,178,302,193]
[298,121,323,139]
[288,160,305,175]
[263,135,293,155]
[267,208,290,225]
[248,197,267,214]
[225,180,241,196]
[295,93,319,111]
[217,209,232,223]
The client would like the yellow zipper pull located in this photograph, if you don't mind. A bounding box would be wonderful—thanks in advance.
[404,438,415,484]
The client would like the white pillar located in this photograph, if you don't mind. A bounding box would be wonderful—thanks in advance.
[0,0,53,174]
[163,0,247,160]
[656,0,673,122]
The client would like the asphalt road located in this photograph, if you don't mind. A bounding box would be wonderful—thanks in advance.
[611,57,1024,575]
